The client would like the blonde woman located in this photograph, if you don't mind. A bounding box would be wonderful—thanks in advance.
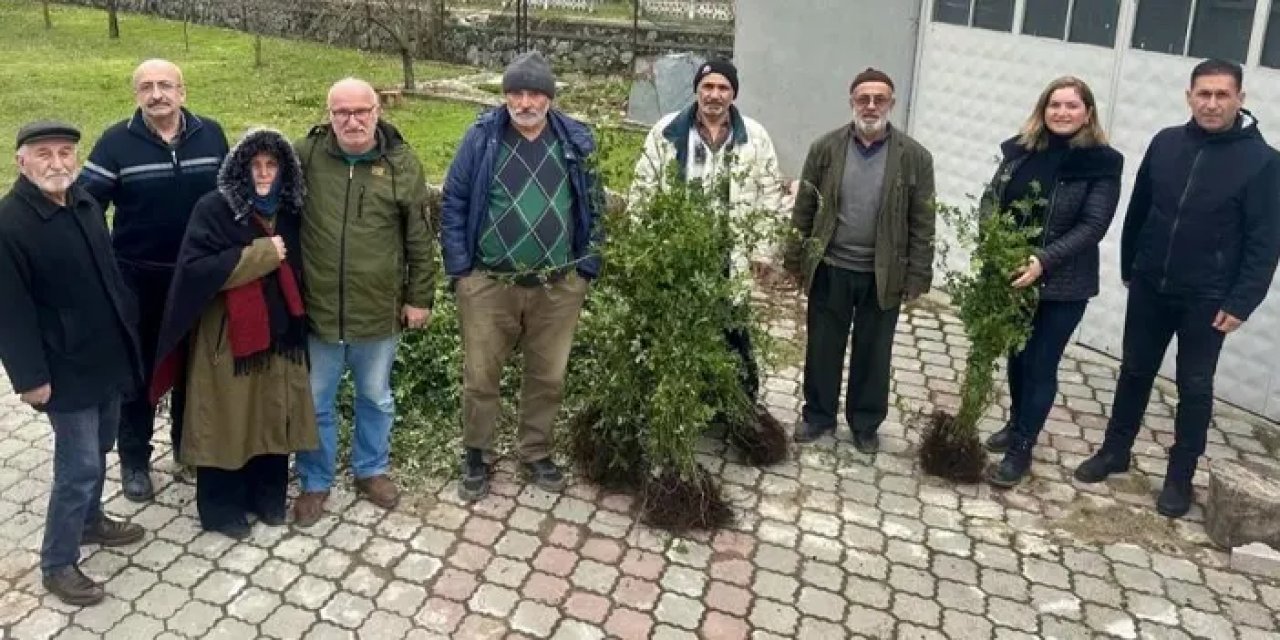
[982,76,1123,488]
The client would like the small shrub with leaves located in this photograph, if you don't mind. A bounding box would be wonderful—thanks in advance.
[571,155,788,531]
[919,190,1041,483]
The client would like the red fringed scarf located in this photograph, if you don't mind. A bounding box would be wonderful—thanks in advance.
[224,216,306,372]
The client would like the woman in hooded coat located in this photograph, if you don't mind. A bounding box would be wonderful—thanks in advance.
[151,128,318,538]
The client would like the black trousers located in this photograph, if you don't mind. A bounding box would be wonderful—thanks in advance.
[1006,300,1089,453]
[195,454,288,530]
[802,263,900,434]
[117,262,185,470]
[726,324,760,402]
[1102,278,1226,483]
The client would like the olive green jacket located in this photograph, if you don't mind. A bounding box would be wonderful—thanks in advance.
[295,122,437,342]
[790,124,936,309]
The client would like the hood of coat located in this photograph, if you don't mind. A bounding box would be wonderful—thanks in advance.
[217,127,306,221]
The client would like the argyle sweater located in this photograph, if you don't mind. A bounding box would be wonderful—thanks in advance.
[477,127,574,272]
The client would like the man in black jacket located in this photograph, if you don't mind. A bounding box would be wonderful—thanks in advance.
[1075,59,1280,518]
[77,59,229,501]
[0,121,146,605]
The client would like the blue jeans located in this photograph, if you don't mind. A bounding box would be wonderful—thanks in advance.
[296,335,398,493]
[1006,300,1088,451]
[43,396,121,574]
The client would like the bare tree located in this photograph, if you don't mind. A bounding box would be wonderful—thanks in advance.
[42,0,52,29]
[364,0,446,91]
[107,0,120,39]
[182,0,191,51]
[241,1,263,67]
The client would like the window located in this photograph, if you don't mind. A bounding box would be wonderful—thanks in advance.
[973,0,1016,32]
[1131,0,1193,54]
[1261,3,1280,67]
[934,0,971,25]
[1023,0,1069,39]
[1069,0,1121,47]
[1188,0,1257,62]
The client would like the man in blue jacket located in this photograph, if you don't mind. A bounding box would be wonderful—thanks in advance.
[77,59,229,501]
[441,51,602,502]
[1075,59,1280,518]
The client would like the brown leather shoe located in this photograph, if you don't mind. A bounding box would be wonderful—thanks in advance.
[43,565,104,606]
[355,475,400,510]
[292,491,329,528]
[82,516,145,547]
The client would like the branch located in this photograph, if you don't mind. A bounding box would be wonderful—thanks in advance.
[363,0,411,50]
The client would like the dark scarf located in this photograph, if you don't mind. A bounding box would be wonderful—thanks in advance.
[250,178,283,218]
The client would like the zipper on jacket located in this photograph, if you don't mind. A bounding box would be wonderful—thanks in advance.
[171,149,181,174]
[357,186,366,219]
[339,164,354,342]
[1162,149,1204,290]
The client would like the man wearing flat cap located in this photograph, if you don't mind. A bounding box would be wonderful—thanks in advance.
[790,68,937,454]
[628,57,787,404]
[0,121,146,605]
[442,51,603,502]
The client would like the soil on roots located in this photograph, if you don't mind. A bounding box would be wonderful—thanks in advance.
[919,410,986,483]
[568,407,646,491]
[725,404,789,466]
[640,466,733,532]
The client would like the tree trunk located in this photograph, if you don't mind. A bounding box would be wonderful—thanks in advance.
[42,0,52,29]
[254,35,263,68]
[400,48,415,91]
[182,0,190,51]
[107,0,120,39]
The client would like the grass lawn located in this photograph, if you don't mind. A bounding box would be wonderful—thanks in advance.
[0,1,641,184]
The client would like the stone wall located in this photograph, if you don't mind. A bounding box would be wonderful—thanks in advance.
[58,1,733,75]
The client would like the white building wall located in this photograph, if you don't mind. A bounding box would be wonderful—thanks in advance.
[911,2,1280,420]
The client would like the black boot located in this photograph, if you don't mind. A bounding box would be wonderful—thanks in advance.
[985,425,1013,453]
[1156,457,1197,518]
[986,435,1032,489]
[1073,448,1131,483]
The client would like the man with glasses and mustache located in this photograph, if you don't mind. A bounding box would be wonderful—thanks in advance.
[790,68,937,454]
[1,121,147,605]
[78,59,229,502]
[442,52,602,502]
[291,78,436,525]
[628,58,786,405]
[1074,59,1280,518]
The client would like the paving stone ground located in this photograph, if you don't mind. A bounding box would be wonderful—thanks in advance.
[2,294,1279,639]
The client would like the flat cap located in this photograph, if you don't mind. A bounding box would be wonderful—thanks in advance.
[16,120,81,150]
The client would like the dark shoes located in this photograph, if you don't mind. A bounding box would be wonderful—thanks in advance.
[82,516,145,547]
[1073,449,1132,483]
[121,467,154,503]
[292,491,329,528]
[207,518,252,540]
[43,565,104,606]
[985,426,1013,453]
[986,453,1031,489]
[356,474,401,510]
[852,430,880,454]
[252,503,287,527]
[523,457,567,492]
[792,420,835,443]
[458,449,490,503]
[1157,478,1194,518]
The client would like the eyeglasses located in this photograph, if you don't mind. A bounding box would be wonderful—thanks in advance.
[330,108,377,122]
[853,95,892,108]
[135,81,182,94]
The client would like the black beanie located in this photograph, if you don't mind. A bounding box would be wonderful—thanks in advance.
[694,58,739,97]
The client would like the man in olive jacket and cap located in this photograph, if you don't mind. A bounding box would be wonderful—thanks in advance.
[0,121,146,605]
[292,78,438,526]
[789,68,937,454]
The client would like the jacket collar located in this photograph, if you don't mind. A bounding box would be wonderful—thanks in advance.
[127,107,204,147]
[13,175,95,220]
[477,107,595,160]
[998,135,1123,180]
[312,120,406,161]
[661,103,749,149]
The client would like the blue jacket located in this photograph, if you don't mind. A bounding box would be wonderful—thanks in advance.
[441,108,603,278]
[1121,111,1280,320]
[78,108,229,267]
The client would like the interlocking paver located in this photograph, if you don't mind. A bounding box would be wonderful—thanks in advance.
[1,299,1277,640]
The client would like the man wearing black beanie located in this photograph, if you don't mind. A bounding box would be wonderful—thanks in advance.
[628,57,786,403]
